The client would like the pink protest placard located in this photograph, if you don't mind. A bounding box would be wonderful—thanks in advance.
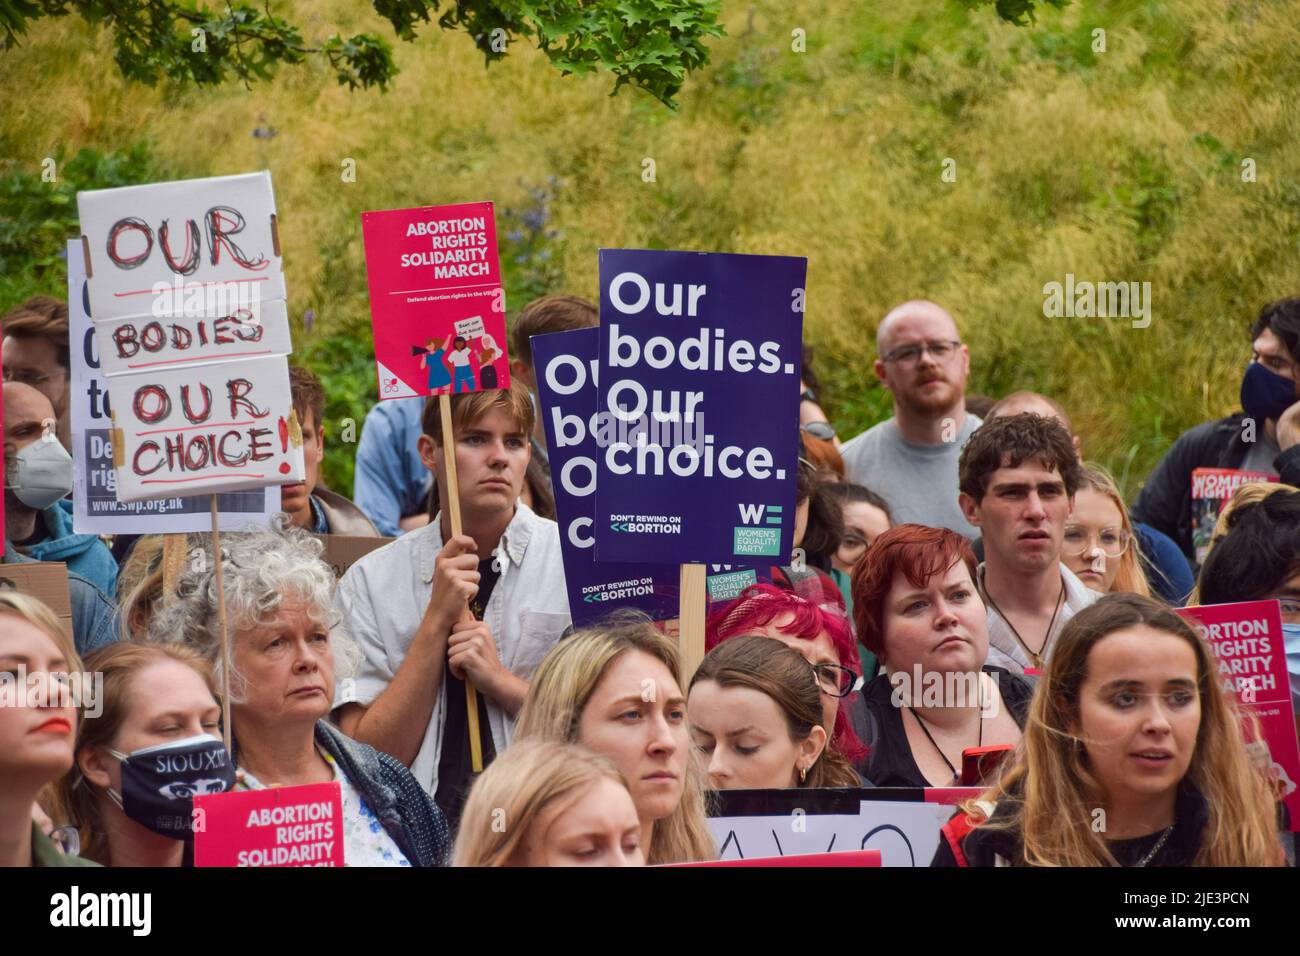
[1178,600,1300,828]
[360,201,508,400]
[193,781,343,867]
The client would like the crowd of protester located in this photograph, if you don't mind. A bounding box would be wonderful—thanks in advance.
[3,291,1299,868]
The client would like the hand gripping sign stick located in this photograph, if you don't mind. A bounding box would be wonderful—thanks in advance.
[439,396,485,773]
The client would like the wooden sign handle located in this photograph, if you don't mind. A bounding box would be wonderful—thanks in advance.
[439,395,484,773]
[678,563,707,682]
[211,496,233,753]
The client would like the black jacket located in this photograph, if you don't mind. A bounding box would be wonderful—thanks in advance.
[931,778,1210,867]
[1131,412,1300,564]
[859,666,1034,788]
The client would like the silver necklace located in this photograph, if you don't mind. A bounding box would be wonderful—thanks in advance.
[1129,825,1174,868]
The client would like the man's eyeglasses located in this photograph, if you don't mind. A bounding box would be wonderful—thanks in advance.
[881,340,962,366]
[1062,525,1130,558]
[812,662,861,698]
[3,368,65,388]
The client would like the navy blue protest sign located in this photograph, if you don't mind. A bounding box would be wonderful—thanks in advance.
[531,327,679,626]
[594,250,805,565]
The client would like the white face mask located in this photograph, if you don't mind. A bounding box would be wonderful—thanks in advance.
[6,425,73,510]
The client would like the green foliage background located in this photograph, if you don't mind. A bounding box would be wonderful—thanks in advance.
[2,0,1298,498]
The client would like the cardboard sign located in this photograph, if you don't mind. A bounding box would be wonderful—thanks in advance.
[1178,600,1300,828]
[313,534,393,578]
[708,787,977,867]
[67,240,276,532]
[594,249,805,565]
[194,782,344,867]
[1190,468,1277,566]
[531,328,679,626]
[76,171,284,320]
[360,201,508,400]
[104,354,304,501]
[671,849,882,867]
[0,563,73,640]
[93,298,292,377]
[78,174,300,504]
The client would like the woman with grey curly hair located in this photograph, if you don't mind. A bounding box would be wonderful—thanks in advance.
[149,525,451,867]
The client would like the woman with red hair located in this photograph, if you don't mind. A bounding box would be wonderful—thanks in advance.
[852,525,1033,788]
[706,584,868,768]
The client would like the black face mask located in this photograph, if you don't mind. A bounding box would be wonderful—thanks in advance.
[108,735,235,840]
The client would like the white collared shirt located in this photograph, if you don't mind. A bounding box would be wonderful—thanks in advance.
[334,501,571,795]
[979,562,1101,674]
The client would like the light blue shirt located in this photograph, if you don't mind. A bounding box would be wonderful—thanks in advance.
[353,398,432,537]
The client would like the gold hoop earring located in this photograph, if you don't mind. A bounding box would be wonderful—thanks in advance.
[799,766,807,784]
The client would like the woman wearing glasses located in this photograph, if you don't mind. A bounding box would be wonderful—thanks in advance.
[688,636,861,789]
[853,524,1034,788]
[1061,465,1151,598]
[706,583,868,770]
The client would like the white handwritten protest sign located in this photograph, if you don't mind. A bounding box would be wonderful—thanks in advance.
[78,173,302,503]
[708,787,977,867]
[67,240,276,532]
[93,298,291,377]
[77,171,284,320]
[104,354,302,501]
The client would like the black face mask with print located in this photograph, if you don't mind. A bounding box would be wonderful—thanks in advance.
[107,735,235,840]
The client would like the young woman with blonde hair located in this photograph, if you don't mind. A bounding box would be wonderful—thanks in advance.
[1061,464,1151,598]
[0,592,98,867]
[453,739,642,867]
[934,593,1282,867]
[515,619,715,865]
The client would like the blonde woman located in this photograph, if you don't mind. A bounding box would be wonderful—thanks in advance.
[453,739,642,866]
[0,592,98,867]
[1062,464,1150,598]
[515,620,715,864]
[934,593,1283,867]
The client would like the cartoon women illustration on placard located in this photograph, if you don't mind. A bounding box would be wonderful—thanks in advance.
[448,335,477,393]
[418,333,455,395]
[477,332,502,389]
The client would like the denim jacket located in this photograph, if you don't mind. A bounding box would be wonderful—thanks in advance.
[2,541,119,656]
[314,721,451,867]
[353,398,431,537]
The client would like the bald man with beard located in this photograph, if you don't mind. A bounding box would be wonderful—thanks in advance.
[841,301,981,537]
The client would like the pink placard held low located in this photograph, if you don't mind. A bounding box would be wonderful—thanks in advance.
[193,781,344,867]
[1178,599,1300,829]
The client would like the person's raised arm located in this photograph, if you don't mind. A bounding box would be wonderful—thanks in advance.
[342,535,481,765]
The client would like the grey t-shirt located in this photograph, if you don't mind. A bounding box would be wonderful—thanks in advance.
[840,413,982,538]
[1239,433,1281,475]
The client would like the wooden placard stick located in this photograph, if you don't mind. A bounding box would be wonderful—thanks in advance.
[439,394,485,773]
[678,563,707,682]
[210,496,233,753]
[160,533,188,605]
